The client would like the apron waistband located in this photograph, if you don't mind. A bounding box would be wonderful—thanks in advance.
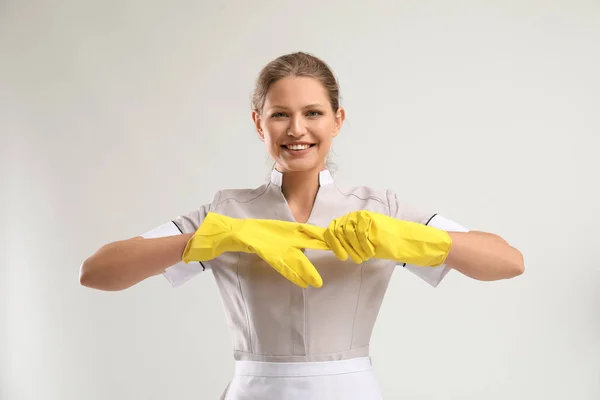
[234,356,372,377]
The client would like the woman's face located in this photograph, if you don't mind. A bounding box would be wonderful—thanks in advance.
[253,76,345,173]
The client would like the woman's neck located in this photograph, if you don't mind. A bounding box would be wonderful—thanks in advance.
[279,168,322,223]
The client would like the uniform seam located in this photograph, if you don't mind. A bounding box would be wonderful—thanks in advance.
[233,345,370,358]
[209,190,221,212]
[333,183,390,207]
[304,288,309,355]
[333,181,388,345]
[213,184,271,208]
[235,253,253,353]
[291,284,295,356]
[350,263,365,349]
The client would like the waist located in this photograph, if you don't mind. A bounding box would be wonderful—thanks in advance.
[234,356,373,377]
[233,345,370,362]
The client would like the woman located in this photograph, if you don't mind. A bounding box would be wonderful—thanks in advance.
[80,52,524,399]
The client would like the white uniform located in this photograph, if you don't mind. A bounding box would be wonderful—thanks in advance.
[142,169,468,399]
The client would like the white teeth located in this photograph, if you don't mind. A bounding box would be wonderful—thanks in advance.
[286,144,311,150]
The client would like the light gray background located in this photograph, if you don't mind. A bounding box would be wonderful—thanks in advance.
[2,1,599,399]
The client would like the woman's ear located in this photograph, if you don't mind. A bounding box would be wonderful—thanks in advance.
[252,110,265,141]
[332,107,346,138]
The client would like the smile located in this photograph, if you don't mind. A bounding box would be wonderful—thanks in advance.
[281,144,316,151]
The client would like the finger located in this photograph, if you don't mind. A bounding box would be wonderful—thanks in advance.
[295,224,329,250]
[343,217,370,261]
[283,248,323,288]
[357,212,375,259]
[334,219,363,264]
[261,253,310,288]
[324,225,349,261]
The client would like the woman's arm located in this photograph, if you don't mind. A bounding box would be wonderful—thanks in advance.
[444,231,524,281]
[79,233,193,291]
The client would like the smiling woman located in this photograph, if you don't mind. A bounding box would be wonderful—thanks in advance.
[80,51,524,400]
[251,60,345,178]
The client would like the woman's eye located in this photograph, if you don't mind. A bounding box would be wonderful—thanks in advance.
[270,111,321,118]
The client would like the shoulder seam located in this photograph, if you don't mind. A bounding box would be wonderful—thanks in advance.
[209,190,222,212]
[332,183,391,207]
[213,184,271,208]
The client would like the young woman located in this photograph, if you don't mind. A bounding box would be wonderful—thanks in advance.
[80,52,524,400]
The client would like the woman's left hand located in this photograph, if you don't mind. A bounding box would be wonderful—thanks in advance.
[323,211,375,263]
[320,210,525,281]
[322,210,453,267]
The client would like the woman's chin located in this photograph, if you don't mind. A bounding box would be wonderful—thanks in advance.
[276,158,324,173]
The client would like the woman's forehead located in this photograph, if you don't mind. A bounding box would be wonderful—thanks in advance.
[265,77,329,106]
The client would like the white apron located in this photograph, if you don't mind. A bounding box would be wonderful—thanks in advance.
[220,356,383,400]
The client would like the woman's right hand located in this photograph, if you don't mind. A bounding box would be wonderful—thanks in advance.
[182,212,329,288]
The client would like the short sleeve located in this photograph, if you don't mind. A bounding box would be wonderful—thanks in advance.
[388,190,469,288]
[141,204,211,288]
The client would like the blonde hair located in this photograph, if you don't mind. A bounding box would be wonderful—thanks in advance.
[252,52,340,114]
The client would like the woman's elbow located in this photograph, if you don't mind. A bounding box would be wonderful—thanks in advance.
[79,258,105,289]
[513,246,525,272]
[78,257,126,291]
[503,247,525,279]
[79,258,95,286]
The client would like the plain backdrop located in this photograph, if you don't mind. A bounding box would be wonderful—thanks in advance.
[2,0,600,399]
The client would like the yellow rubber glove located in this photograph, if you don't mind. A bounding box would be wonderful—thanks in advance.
[320,210,452,266]
[182,212,329,288]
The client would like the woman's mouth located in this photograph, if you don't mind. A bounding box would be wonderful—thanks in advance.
[281,143,316,156]
[282,143,315,151]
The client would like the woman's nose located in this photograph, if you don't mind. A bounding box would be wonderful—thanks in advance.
[287,116,307,137]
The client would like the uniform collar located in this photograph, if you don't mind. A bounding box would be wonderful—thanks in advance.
[269,169,334,187]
